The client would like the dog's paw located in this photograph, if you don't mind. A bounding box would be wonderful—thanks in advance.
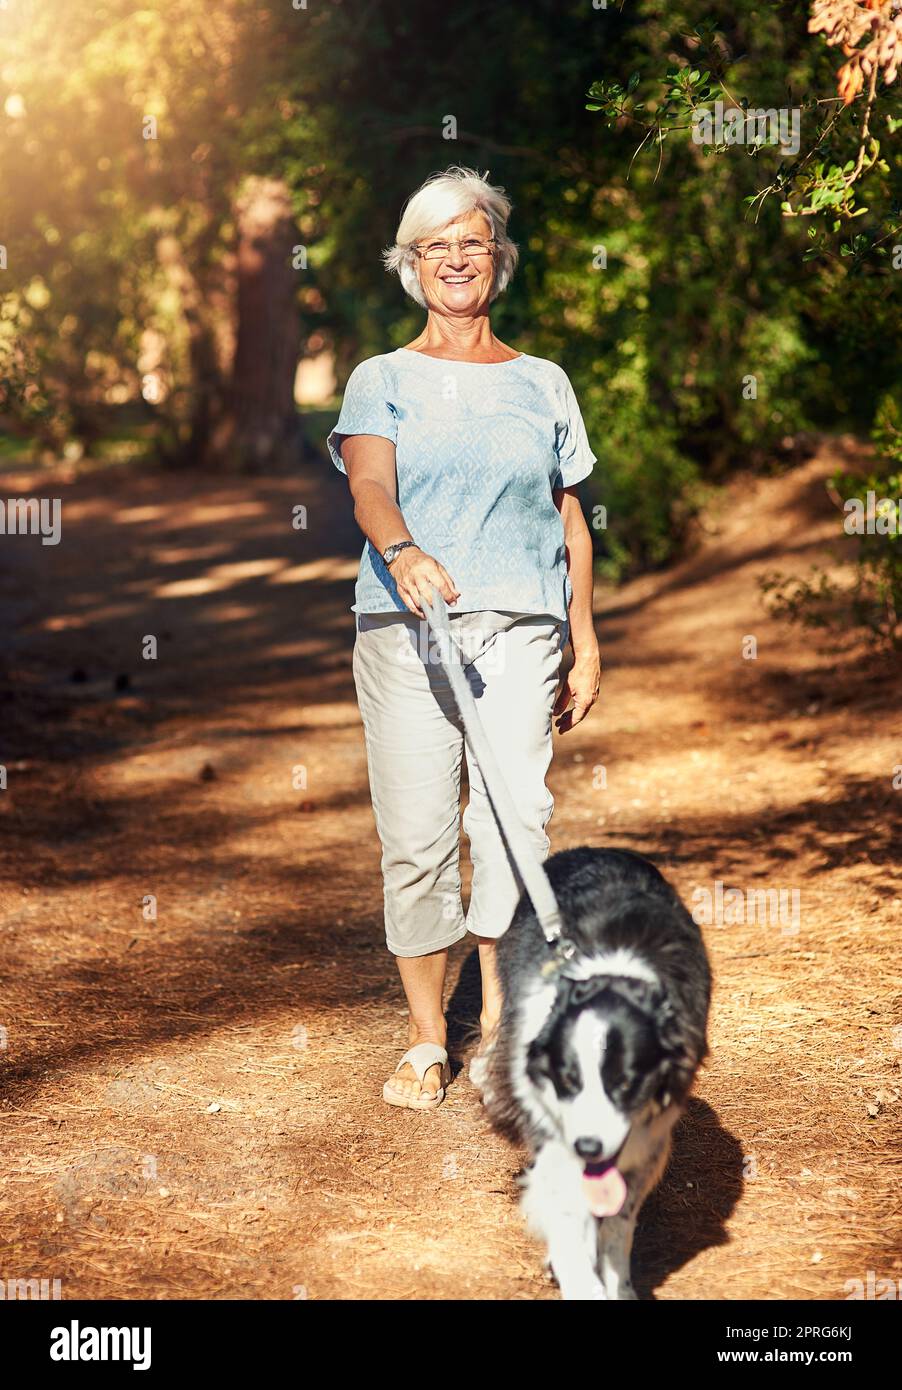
[558,1274,609,1301]
[468,1051,492,1091]
[599,1276,638,1301]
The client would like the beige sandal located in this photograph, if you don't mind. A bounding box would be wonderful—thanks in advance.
[383,1042,451,1111]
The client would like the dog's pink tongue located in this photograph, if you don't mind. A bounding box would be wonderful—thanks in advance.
[582,1164,627,1217]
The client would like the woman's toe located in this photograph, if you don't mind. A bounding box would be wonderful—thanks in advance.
[385,1057,446,1104]
[387,1064,421,1099]
[421,1064,442,1096]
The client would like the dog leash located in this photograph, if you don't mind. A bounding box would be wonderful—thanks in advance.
[420,589,571,957]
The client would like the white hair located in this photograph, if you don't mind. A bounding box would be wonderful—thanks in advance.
[382,165,519,308]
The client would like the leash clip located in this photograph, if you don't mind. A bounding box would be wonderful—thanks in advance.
[540,934,580,980]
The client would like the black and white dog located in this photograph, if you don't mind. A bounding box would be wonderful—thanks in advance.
[484,847,711,1301]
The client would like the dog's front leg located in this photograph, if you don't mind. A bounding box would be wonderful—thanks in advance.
[597,1133,672,1300]
[596,1210,639,1300]
[544,1203,606,1302]
[522,1141,606,1300]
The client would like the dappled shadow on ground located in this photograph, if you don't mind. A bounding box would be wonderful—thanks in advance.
[0,445,896,1107]
[600,450,853,626]
[2,698,896,1107]
[0,442,898,1300]
[615,771,900,879]
[5,755,893,1104]
[634,1099,743,1299]
[0,457,364,776]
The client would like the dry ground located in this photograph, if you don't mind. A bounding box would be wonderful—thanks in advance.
[0,435,899,1300]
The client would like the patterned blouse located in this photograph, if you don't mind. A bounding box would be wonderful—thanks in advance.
[327,349,597,621]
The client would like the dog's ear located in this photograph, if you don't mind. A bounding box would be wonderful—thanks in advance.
[529,977,574,1055]
[526,1039,552,1085]
[607,979,697,1099]
[652,992,705,1099]
[526,978,577,1085]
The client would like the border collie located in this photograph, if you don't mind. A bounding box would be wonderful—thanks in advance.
[483,847,711,1301]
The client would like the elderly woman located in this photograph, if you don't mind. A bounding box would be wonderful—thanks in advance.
[327,166,600,1109]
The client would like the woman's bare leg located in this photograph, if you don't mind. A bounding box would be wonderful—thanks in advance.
[476,935,503,1043]
[386,948,449,1100]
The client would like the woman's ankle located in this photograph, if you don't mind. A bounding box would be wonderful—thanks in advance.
[478,1009,500,1041]
[407,1017,447,1048]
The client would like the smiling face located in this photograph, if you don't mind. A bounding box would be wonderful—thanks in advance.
[413,209,497,317]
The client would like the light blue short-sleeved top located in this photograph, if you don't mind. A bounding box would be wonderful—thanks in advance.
[326,348,597,620]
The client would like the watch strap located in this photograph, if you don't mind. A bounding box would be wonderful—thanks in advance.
[383,540,418,567]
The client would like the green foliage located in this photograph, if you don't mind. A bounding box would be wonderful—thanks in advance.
[0,0,899,596]
[760,387,902,650]
[577,1,901,579]
[849,391,902,646]
[0,0,281,455]
[759,565,839,630]
[587,7,901,245]
[591,416,703,579]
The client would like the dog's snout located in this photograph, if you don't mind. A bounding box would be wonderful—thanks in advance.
[574,1135,604,1160]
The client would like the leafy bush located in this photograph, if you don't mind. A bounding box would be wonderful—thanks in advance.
[760,388,902,649]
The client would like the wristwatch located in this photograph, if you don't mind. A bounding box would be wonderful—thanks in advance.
[382,540,419,567]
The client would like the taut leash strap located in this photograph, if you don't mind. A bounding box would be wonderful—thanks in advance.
[420,590,565,946]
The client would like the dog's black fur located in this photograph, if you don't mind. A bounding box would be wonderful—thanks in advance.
[484,846,711,1300]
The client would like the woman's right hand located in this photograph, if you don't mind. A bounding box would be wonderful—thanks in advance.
[389,546,460,618]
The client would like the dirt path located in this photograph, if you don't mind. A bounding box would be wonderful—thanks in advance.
[1,437,899,1300]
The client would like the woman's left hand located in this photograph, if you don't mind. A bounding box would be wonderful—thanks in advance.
[553,645,601,733]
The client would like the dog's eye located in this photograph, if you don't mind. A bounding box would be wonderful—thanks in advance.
[601,1060,629,1104]
[526,1049,551,1083]
[559,1064,582,1097]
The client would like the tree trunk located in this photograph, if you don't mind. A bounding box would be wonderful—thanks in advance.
[211,177,301,472]
[156,231,228,466]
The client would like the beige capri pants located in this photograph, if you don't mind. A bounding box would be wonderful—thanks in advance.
[352,608,566,957]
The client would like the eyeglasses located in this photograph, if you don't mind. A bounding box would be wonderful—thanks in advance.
[413,236,497,262]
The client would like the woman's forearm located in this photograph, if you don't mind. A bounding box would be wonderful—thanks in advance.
[352,477,415,556]
[563,507,598,657]
[341,436,416,557]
